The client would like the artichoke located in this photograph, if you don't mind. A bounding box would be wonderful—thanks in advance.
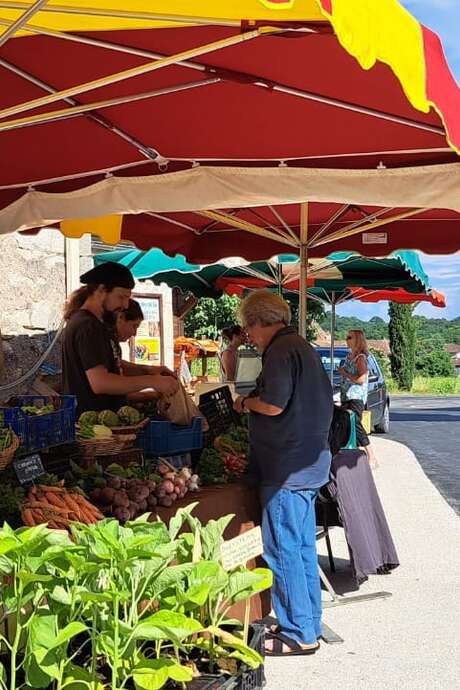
[117,405,142,425]
[98,410,120,427]
[78,410,99,426]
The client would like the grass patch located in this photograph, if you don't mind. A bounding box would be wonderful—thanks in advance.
[389,376,460,395]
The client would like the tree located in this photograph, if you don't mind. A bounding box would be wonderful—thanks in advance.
[388,303,416,390]
[416,349,455,377]
[184,292,324,342]
[184,294,240,339]
[286,297,325,342]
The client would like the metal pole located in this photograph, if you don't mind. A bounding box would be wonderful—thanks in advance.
[330,294,336,385]
[299,203,308,338]
[0,0,48,48]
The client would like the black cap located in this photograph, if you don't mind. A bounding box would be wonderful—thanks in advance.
[80,261,135,289]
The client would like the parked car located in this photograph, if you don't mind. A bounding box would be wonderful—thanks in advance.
[315,347,390,433]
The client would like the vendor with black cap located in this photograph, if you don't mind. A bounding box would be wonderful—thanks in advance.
[62,261,178,416]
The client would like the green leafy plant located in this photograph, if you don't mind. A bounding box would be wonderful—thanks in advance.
[0,507,271,690]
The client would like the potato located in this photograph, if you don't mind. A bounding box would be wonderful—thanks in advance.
[161,479,175,495]
[113,491,129,508]
[99,487,116,504]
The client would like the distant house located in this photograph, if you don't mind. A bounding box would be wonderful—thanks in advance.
[315,336,390,355]
[445,343,460,376]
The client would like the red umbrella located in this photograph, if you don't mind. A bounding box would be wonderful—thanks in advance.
[0,3,459,232]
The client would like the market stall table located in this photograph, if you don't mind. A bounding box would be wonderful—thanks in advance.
[155,482,271,624]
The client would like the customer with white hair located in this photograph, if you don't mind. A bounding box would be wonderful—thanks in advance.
[234,290,333,657]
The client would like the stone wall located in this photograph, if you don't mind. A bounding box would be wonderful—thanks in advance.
[0,230,92,392]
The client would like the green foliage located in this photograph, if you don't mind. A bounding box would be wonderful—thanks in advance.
[415,349,455,377]
[184,293,324,342]
[369,347,391,380]
[390,376,460,395]
[0,509,271,690]
[286,297,324,342]
[388,303,417,391]
[323,313,460,347]
[184,295,240,339]
[324,314,388,340]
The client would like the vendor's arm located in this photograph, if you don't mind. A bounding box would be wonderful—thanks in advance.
[86,366,178,396]
[121,360,176,377]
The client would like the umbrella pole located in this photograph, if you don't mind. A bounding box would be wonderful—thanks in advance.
[277,263,283,296]
[299,203,308,338]
[330,293,336,386]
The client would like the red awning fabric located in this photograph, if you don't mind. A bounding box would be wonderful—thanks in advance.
[0,5,459,257]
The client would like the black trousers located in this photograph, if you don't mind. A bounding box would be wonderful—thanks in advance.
[341,399,370,448]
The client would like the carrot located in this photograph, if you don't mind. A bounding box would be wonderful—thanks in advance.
[22,508,35,526]
[37,484,65,493]
[27,500,54,510]
[31,509,46,524]
[45,492,68,510]
[62,493,83,513]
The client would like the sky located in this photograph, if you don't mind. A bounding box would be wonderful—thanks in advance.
[336,0,460,323]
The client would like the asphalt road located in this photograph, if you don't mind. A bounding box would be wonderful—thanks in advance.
[386,395,460,515]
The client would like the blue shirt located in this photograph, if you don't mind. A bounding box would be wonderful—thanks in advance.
[248,327,333,490]
[341,353,369,404]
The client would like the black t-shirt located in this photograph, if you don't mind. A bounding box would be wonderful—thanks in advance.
[248,326,333,490]
[62,310,126,416]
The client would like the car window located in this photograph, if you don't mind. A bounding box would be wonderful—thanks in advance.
[368,355,380,378]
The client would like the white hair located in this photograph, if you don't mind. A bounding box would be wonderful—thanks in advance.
[239,290,291,328]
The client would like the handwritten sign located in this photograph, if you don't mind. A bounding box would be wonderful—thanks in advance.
[13,454,45,485]
[220,526,263,570]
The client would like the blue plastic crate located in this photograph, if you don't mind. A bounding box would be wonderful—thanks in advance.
[0,395,76,453]
[137,417,203,456]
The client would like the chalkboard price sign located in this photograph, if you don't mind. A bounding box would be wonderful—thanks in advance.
[13,454,45,485]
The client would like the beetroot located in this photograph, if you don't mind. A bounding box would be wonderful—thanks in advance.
[99,487,116,504]
[113,491,130,508]
[113,507,131,522]
[90,488,101,501]
[147,494,158,508]
[128,501,138,519]
[137,499,148,512]
[108,477,121,490]
[174,486,181,495]
[159,496,173,507]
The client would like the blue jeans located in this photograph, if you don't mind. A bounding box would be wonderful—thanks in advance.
[260,486,321,645]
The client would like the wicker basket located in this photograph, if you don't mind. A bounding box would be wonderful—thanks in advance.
[77,434,136,459]
[0,432,20,470]
[109,417,149,436]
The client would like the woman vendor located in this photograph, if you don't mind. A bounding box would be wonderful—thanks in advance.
[62,262,178,416]
[220,325,246,381]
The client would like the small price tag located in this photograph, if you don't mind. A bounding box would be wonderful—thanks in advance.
[362,232,388,245]
[13,454,45,485]
[220,526,263,570]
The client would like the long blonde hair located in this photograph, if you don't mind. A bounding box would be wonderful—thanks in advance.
[63,285,98,321]
[348,329,369,356]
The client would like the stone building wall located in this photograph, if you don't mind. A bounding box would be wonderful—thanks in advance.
[0,230,92,391]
